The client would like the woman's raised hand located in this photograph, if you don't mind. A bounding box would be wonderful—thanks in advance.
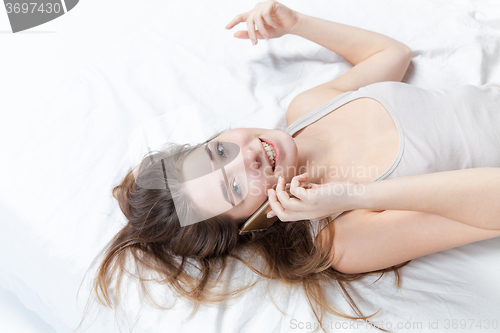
[225,0,300,45]
[267,173,364,222]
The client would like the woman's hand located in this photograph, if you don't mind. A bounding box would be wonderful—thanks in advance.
[267,173,364,222]
[225,0,300,46]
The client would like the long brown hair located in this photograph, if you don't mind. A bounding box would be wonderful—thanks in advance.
[77,131,411,333]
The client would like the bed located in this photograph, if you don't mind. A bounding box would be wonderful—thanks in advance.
[1,0,499,332]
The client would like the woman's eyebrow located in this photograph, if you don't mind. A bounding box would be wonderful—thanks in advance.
[205,143,215,171]
[220,180,234,206]
[220,166,235,207]
[205,143,213,160]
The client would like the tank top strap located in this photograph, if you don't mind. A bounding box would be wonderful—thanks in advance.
[285,85,405,182]
[285,90,356,136]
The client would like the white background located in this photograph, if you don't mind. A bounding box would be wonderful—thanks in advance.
[0,1,156,332]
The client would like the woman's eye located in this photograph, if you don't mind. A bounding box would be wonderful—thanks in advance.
[231,179,242,199]
[216,142,227,158]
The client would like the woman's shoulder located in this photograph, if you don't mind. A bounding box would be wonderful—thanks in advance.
[286,81,415,127]
[286,86,347,126]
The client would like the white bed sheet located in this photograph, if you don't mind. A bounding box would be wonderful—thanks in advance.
[0,285,57,333]
[1,0,500,332]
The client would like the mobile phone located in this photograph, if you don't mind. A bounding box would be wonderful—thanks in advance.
[238,182,312,235]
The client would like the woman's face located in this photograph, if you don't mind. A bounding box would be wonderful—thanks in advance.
[181,128,298,221]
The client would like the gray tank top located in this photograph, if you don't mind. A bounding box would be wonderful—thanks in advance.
[285,81,500,239]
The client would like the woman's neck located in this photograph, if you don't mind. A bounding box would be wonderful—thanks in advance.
[293,136,336,184]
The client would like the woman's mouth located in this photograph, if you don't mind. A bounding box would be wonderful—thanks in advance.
[259,139,276,170]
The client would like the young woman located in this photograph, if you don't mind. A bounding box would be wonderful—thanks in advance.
[88,1,500,331]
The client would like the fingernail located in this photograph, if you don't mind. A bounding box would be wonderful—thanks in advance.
[264,34,269,40]
[251,38,256,45]
[267,189,271,196]
[266,212,272,218]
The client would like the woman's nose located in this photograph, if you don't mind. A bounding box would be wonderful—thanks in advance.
[242,146,259,171]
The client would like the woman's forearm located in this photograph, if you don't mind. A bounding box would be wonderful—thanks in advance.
[357,168,500,230]
[289,12,410,66]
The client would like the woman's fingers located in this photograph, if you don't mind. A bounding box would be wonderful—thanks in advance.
[269,178,293,220]
[275,176,293,206]
[274,177,304,211]
[233,30,265,40]
[246,14,258,45]
[268,189,305,221]
[268,189,289,220]
[262,0,278,28]
[226,3,276,44]
[275,176,288,198]
[289,173,309,200]
[225,12,248,30]
[254,10,270,40]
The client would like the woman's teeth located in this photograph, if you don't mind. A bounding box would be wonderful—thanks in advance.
[261,141,276,167]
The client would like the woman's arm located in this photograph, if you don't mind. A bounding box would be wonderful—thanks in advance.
[357,167,500,230]
[269,169,500,274]
[226,1,412,95]
[326,208,500,274]
[290,13,410,65]
[270,167,500,231]
[325,168,500,274]
[269,168,500,274]
[289,12,412,90]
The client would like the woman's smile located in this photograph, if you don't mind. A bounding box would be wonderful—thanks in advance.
[259,138,280,171]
